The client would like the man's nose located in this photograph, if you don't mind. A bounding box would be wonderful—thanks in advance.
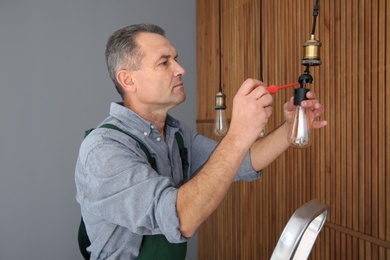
[175,62,186,77]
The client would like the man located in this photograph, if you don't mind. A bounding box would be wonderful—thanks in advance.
[75,23,327,259]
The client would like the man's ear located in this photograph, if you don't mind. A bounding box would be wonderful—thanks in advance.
[116,69,136,92]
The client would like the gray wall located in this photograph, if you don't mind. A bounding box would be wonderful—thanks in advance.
[0,1,197,259]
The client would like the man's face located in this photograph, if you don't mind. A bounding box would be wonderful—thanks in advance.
[130,32,186,112]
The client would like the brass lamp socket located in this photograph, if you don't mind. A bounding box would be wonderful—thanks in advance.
[302,35,321,66]
[214,92,226,110]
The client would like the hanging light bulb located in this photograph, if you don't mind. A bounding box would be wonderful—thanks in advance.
[287,0,320,148]
[288,87,311,148]
[213,91,228,136]
[213,0,227,137]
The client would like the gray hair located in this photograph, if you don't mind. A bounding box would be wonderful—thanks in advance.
[105,23,165,98]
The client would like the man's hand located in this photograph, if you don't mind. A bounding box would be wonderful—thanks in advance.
[284,90,327,129]
[228,79,273,147]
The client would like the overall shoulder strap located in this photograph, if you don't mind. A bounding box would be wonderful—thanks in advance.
[174,132,189,183]
[99,123,157,171]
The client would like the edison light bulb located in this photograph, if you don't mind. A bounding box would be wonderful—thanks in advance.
[288,87,311,148]
[214,108,228,136]
[213,91,228,136]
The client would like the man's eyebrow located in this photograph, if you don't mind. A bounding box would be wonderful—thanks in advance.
[157,54,178,61]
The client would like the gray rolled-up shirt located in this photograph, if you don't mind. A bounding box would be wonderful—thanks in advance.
[75,102,262,259]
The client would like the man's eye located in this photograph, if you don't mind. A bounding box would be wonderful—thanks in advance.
[160,60,168,66]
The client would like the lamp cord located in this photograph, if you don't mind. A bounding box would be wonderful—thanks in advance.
[218,0,222,93]
[311,0,319,35]
[259,0,263,82]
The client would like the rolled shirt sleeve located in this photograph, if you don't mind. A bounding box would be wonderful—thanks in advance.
[188,131,262,182]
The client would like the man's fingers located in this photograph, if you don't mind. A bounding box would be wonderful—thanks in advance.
[236,78,265,96]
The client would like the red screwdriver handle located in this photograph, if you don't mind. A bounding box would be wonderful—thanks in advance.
[267,82,299,95]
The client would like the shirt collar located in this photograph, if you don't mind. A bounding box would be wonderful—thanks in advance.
[109,102,181,136]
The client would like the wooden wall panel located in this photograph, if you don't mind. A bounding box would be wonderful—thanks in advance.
[197,0,389,259]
